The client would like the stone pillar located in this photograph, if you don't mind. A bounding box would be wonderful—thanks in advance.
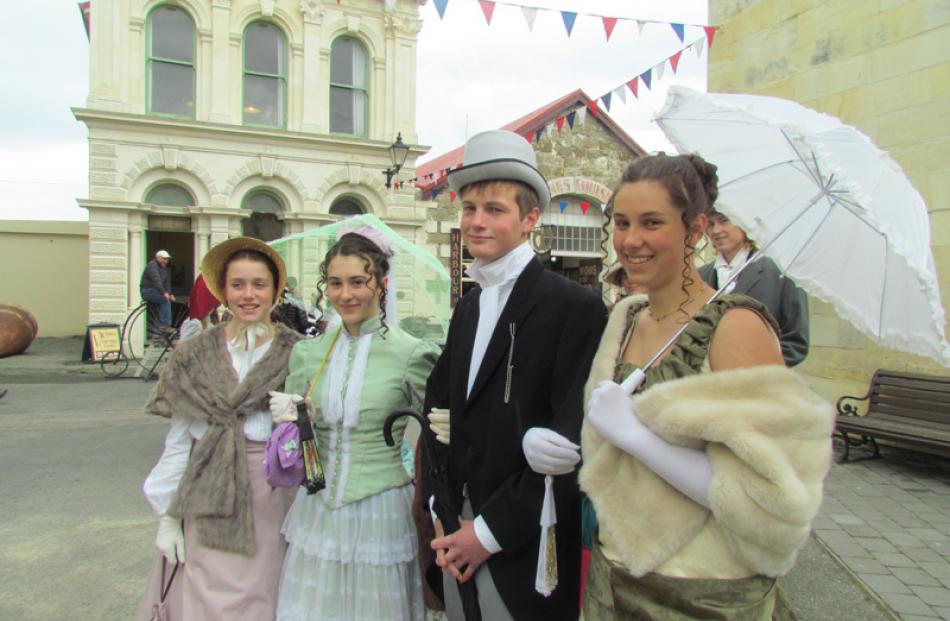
[128,225,143,307]
[209,1,232,123]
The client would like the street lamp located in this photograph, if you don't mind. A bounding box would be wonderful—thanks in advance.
[383,132,410,188]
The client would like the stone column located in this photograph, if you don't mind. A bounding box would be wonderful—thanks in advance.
[209,0,232,123]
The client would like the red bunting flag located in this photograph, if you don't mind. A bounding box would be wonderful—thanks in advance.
[602,17,617,41]
[450,191,456,202]
[479,1,495,25]
[523,130,534,143]
[580,201,590,214]
[669,50,683,73]
[587,100,599,117]
[555,116,565,131]
[626,77,639,98]
[704,26,717,47]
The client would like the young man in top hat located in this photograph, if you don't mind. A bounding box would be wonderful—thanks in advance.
[421,129,607,620]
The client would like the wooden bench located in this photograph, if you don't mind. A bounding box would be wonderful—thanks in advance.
[835,369,950,462]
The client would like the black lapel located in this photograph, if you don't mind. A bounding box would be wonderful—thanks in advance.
[464,259,542,409]
[452,290,480,411]
[735,253,765,295]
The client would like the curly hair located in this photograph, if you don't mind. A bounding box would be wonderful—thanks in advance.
[602,152,719,318]
[315,232,391,335]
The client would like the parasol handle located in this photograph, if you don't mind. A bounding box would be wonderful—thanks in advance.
[619,368,647,393]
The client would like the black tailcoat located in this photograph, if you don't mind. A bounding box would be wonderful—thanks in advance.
[423,258,607,620]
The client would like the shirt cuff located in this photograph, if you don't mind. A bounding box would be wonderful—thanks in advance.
[474,515,502,554]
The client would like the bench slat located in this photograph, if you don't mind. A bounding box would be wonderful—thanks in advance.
[838,414,950,436]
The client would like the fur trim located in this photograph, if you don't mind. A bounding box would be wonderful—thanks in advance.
[579,300,833,578]
[146,324,302,555]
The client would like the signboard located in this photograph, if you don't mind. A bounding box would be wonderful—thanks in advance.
[82,323,121,362]
[450,228,462,308]
[148,215,192,232]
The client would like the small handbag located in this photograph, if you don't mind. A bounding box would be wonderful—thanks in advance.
[148,557,179,621]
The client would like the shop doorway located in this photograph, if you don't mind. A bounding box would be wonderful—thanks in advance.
[145,229,194,299]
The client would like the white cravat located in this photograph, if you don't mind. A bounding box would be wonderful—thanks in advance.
[714,247,751,293]
[465,241,536,398]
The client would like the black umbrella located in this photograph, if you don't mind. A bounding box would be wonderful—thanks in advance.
[384,408,481,621]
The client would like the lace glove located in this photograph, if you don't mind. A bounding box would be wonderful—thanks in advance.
[522,427,580,475]
[155,515,185,564]
[428,408,450,445]
[588,380,713,509]
[268,390,302,424]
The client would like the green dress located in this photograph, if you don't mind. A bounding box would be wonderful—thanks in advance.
[583,295,796,621]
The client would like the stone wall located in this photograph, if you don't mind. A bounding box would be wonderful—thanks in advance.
[709,0,950,401]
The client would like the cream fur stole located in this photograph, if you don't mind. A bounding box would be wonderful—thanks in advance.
[579,296,834,578]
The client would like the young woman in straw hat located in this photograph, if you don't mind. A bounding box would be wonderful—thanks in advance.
[136,237,303,620]
[270,228,439,621]
[579,154,832,619]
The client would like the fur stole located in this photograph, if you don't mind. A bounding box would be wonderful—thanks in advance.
[145,323,302,555]
[579,298,833,578]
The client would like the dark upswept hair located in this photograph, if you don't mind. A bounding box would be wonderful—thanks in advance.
[219,249,281,305]
[315,232,391,334]
[602,152,719,320]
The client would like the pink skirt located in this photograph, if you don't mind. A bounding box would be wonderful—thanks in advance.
[136,442,295,621]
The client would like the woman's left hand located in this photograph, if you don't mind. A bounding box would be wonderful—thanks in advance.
[587,380,644,442]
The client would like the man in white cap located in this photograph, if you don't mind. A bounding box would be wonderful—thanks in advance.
[421,130,606,620]
[140,249,176,333]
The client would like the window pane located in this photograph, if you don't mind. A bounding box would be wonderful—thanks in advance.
[243,75,283,126]
[146,184,193,207]
[150,6,194,62]
[330,87,354,134]
[243,191,283,214]
[330,198,364,216]
[245,22,283,75]
[331,38,356,84]
[242,212,284,242]
[150,61,195,116]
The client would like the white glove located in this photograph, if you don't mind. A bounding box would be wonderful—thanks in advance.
[522,427,580,475]
[155,515,185,564]
[269,390,302,424]
[428,408,450,445]
[587,380,713,509]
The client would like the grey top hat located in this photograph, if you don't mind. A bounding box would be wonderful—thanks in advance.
[447,130,551,208]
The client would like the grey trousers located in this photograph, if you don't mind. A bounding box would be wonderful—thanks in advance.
[442,498,515,621]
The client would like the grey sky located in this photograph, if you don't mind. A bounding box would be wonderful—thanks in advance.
[0,0,706,220]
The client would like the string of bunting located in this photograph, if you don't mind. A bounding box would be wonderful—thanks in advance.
[431,0,717,45]
[396,34,716,198]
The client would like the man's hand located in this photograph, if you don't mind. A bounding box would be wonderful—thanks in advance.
[269,390,302,424]
[427,408,450,445]
[431,518,491,583]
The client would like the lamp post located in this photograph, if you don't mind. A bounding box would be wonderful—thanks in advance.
[383,132,410,188]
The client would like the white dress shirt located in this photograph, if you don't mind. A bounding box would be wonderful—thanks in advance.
[142,339,273,516]
[714,246,750,294]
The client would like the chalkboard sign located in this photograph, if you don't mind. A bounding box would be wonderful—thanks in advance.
[82,323,121,362]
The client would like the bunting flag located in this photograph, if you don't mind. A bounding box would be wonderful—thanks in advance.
[613,86,626,105]
[693,36,706,58]
[523,130,533,143]
[602,16,617,41]
[640,69,652,90]
[559,201,568,213]
[580,202,590,215]
[669,50,683,73]
[626,77,639,98]
[433,0,448,20]
[704,26,717,47]
[636,20,646,35]
[479,0,495,25]
[670,22,685,42]
[450,191,456,202]
[577,106,587,125]
[555,116,565,131]
[561,11,577,36]
[566,110,576,129]
[431,188,441,199]
[534,127,544,142]
[599,93,611,112]
[654,61,665,81]
[586,100,599,117]
[521,6,537,31]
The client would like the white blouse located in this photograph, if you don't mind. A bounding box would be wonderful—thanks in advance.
[143,340,274,516]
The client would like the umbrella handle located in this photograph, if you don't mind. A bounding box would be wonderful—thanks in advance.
[383,408,428,447]
[619,368,646,394]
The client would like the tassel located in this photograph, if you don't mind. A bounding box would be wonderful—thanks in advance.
[535,474,558,596]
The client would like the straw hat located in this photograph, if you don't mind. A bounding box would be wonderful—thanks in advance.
[200,237,287,303]
[447,129,551,208]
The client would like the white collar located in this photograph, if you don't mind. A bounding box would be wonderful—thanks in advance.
[714,246,751,270]
[466,241,535,289]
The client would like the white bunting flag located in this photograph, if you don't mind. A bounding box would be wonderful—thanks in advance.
[521,6,538,32]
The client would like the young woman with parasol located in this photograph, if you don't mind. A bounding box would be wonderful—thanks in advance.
[579,153,833,619]
[269,227,439,621]
[136,237,303,620]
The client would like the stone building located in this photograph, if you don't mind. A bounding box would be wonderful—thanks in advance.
[708,0,950,400]
[74,0,432,325]
[416,89,645,303]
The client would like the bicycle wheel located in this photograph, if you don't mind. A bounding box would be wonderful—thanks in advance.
[99,349,130,378]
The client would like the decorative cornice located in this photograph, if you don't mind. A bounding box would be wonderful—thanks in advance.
[299,0,323,23]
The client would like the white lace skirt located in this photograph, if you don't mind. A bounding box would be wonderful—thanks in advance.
[276,484,425,621]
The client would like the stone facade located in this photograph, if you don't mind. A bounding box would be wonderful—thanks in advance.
[709,0,950,401]
[75,0,434,325]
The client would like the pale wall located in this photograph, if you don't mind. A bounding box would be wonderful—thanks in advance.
[709,0,950,403]
[0,221,89,337]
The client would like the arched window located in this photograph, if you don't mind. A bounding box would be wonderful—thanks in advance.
[329,197,365,216]
[243,21,286,128]
[147,5,196,117]
[145,183,194,207]
[242,190,284,241]
[330,37,368,136]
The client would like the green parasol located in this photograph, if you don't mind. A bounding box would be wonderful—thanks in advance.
[269,214,451,343]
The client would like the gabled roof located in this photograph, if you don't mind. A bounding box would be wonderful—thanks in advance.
[414,89,646,191]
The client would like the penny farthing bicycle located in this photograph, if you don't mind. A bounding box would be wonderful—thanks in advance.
[100,300,188,379]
